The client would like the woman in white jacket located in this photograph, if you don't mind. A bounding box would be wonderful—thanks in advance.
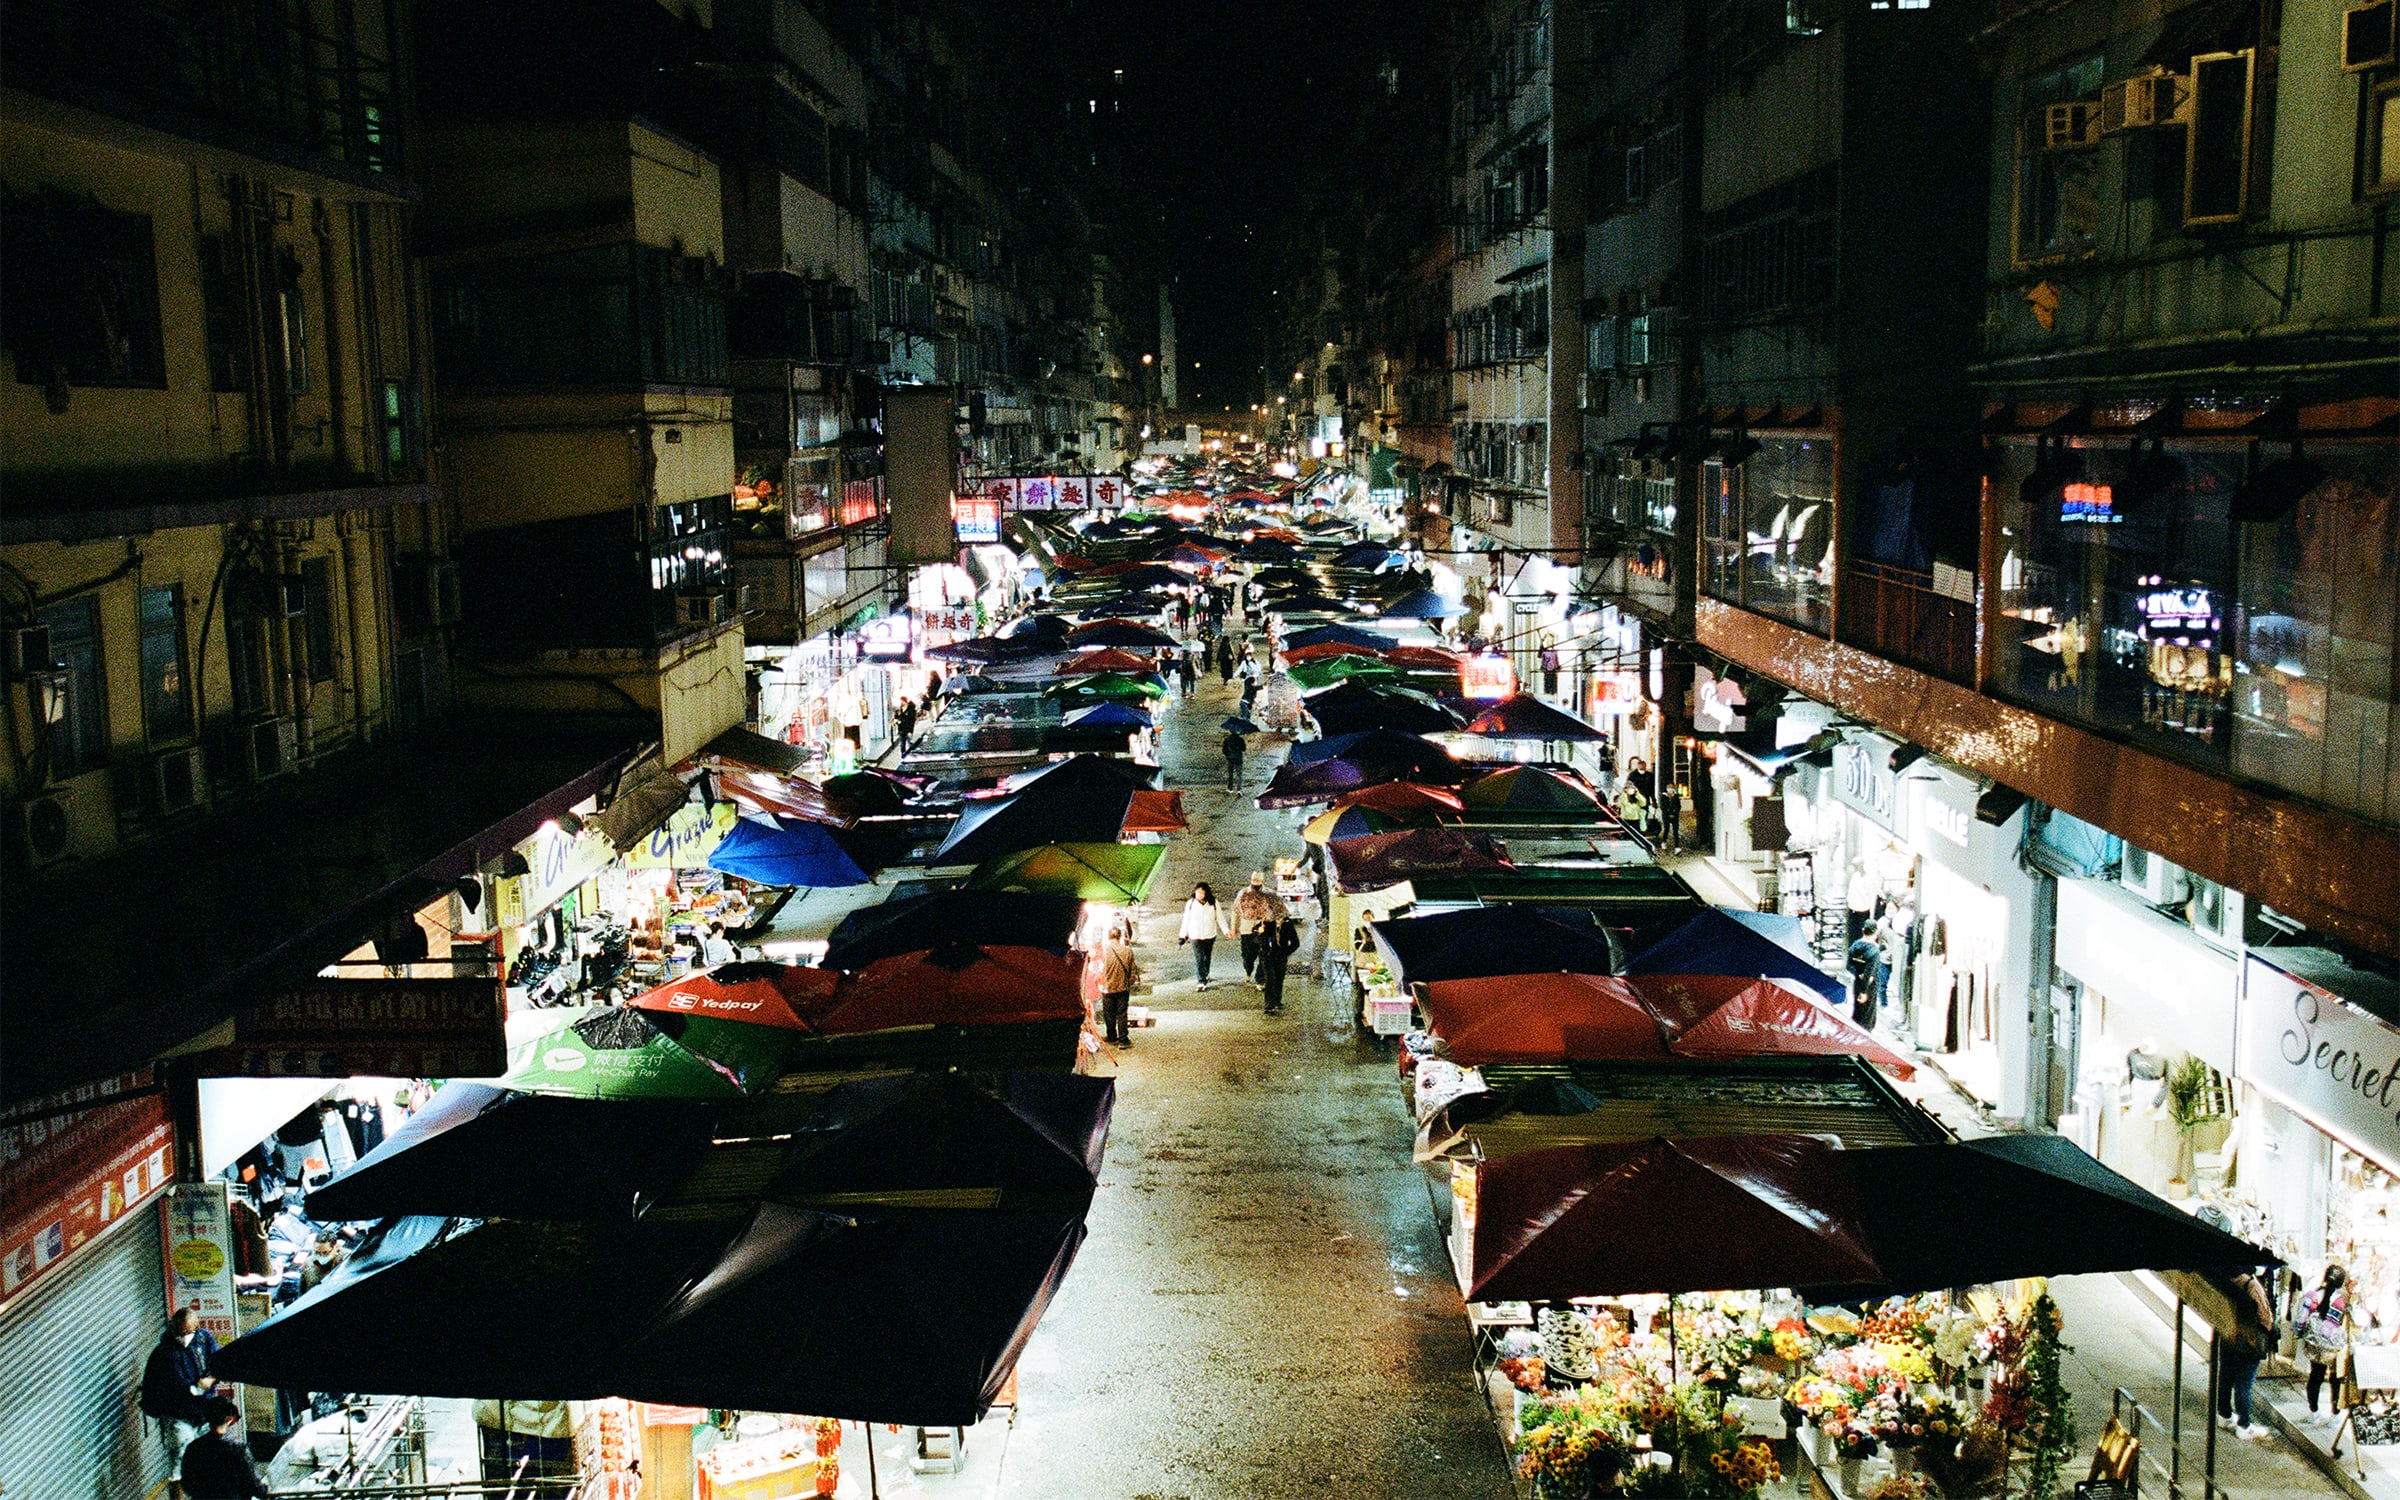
[1177,882,1233,988]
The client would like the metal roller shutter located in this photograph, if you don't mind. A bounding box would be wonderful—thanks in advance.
[0,1210,170,1500]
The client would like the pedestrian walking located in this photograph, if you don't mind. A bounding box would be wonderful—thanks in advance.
[1596,738,1617,796]
[1216,635,1235,683]
[1539,634,1562,696]
[141,1307,222,1500]
[1658,779,1682,851]
[180,1396,268,1499]
[2215,1263,2277,1438]
[2299,1264,2364,1426]
[1098,923,1140,1046]
[1176,649,1198,697]
[1614,779,1652,840]
[1233,871,1288,979]
[1255,911,1301,1016]
[1220,729,1247,789]
[893,696,919,752]
[1177,882,1232,988]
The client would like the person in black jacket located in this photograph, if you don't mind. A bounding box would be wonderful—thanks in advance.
[1256,913,1302,1016]
[1220,731,1247,790]
[180,1396,270,1499]
[141,1308,221,1500]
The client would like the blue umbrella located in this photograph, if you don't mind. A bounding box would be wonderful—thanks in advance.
[1284,624,1397,651]
[707,816,871,887]
[1621,907,1844,1007]
[1375,588,1467,619]
[1065,701,1153,729]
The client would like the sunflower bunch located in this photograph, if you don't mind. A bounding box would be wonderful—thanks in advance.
[1708,1439,1782,1492]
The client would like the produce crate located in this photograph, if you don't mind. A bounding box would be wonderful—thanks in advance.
[1367,996,1415,1036]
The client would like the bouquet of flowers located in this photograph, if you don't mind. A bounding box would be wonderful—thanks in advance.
[1857,1297,1935,1347]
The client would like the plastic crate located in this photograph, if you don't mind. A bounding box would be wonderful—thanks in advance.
[1367,996,1415,1035]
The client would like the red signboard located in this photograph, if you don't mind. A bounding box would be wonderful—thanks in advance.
[953,497,1002,543]
[840,477,882,526]
[1,1077,175,1309]
[1461,654,1517,701]
[190,978,507,1080]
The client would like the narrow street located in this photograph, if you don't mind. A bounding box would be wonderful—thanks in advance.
[998,637,1512,1498]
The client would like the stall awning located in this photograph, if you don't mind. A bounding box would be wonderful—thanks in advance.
[2,715,647,1106]
[591,756,695,852]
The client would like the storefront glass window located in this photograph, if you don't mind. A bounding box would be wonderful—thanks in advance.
[1994,440,2239,767]
[1699,437,1833,635]
[2232,445,2400,825]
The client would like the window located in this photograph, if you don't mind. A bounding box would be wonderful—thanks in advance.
[0,188,167,390]
[2014,57,2105,262]
[301,557,337,684]
[139,584,192,741]
[434,245,728,389]
[1699,436,1835,634]
[37,598,107,777]
[198,236,247,394]
[2184,51,2256,224]
[379,378,420,474]
[2372,78,2400,194]
[1696,165,1839,321]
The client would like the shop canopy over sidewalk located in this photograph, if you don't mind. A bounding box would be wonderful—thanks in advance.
[1,713,646,1106]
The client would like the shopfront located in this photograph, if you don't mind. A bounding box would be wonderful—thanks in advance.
[1904,762,2036,1119]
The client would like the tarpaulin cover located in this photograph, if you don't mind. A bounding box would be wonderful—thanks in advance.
[1335,781,1466,815]
[707,816,872,888]
[1624,974,1915,1078]
[1283,624,1397,651]
[815,944,1086,1033]
[1460,694,1609,742]
[967,841,1165,903]
[1120,789,1188,834]
[501,1006,790,1099]
[710,768,864,827]
[213,1203,1089,1426]
[1067,619,1177,649]
[1458,765,1602,812]
[1326,828,1513,892]
[821,770,915,814]
[1622,907,1845,1007]
[934,773,1137,865]
[1368,906,1619,986]
[627,961,841,1031]
[1469,1135,1884,1301]
[820,891,1082,971]
[1303,680,1466,736]
[1416,973,1675,1065]
[305,1083,721,1223]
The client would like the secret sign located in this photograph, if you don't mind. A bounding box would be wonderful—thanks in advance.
[2240,955,2400,1156]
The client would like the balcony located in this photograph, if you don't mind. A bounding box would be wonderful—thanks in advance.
[1839,559,1976,687]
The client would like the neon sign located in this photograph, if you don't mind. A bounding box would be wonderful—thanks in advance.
[2061,482,2119,523]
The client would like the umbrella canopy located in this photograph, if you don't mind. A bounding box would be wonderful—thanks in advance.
[1367,905,1619,986]
[501,1006,789,1100]
[707,816,872,887]
[1284,624,1397,652]
[1374,588,1467,619]
[1053,646,1156,675]
[818,944,1087,1032]
[1334,541,1396,567]
[1301,803,1442,845]
[1251,565,1317,588]
[1286,727,1452,767]
[305,1083,721,1223]
[1287,655,1402,691]
[1304,680,1467,736]
[924,636,1013,665]
[1335,781,1465,815]
[1063,700,1153,729]
[1281,641,1384,664]
[1074,594,1171,620]
[821,770,915,814]
[1458,765,1602,813]
[1381,644,1464,670]
[1066,619,1177,649]
[1415,973,1675,1066]
[821,891,1083,971]
[1233,539,1302,563]
[1623,907,1845,1007]
[998,613,1071,644]
[1468,1135,1885,1301]
[966,841,1165,903]
[1096,563,1184,590]
[214,1203,1089,1426]
[1043,670,1166,702]
[1264,592,1355,616]
[1121,789,1187,835]
[994,753,1160,795]
[1219,715,1262,734]
[1159,543,1224,567]
[1326,827,1512,891]
[934,771,1136,865]
[1460,693,1609,742]
[1623,974,1916,1077]
[628,961,841,1031]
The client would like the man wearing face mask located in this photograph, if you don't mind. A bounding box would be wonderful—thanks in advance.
[140,1307,222,1500]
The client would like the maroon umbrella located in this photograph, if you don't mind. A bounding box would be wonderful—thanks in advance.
[1467,1134,1885,1302]
[1325,827,1512,892]
[1459,693,1609,742]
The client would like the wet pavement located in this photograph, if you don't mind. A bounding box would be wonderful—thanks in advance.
[994,629,1513,1499]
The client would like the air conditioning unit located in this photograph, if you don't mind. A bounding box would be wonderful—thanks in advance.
[145,745,207,817]
[2099,73,2191,132]
[2120,844,2188,908]
[675,593,730,628]
[734,582,762,613]
[2041,101,2104,150]
[2187,878,2244,952]
[226,714,298,784]
[3,623,54,681]
[14,790,76,869]
[2346,0,2398,70]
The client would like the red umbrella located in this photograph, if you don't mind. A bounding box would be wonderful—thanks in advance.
[1281,641,1383,664]
[1334,782,1466,816]
[816,945,1086,1033]
[1325,827,1512,891]
[629,962,841,1031]
[1415,973,1673,1065]
[1051,553,1097,571]
[1120,788,1188,834]
[1053,646,1156,675]
[1468,1135,1885,1301]
[1623,974,1916,1078]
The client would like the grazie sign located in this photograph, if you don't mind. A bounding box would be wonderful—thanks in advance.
[2240,955,2400,1155]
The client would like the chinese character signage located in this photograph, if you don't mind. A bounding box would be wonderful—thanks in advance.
[970,476,1019,509]
[967,474,1118,513]
[953,496,1002,542]
[1090,475,1123,508]
[1018,477,1060,510]
[191,978,508,1079]
[1,1078,174,1310]
[162,1184,237,1339]
[1461,654,1516,700]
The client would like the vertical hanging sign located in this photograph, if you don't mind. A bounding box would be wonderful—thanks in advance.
[161,1183,238,1339]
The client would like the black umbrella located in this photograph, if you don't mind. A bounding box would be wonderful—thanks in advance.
[934,763,1137,864]
[1366,905,1620,986]
[1221,715,1262,733]
[1252,566,1317,588]
[1304,680,1467,736]
[823,889,1083,969]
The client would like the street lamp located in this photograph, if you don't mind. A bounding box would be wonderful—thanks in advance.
[1141,353,1153,365]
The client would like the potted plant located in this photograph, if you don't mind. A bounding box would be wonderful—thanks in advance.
[2164,1055,2224,1199]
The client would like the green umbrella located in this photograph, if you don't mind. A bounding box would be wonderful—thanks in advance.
[1042,671,1167,702]
[1287,655,1403,691]
[965,841,1166,903]
[500,1005,790,1099]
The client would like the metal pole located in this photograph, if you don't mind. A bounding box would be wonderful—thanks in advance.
[865,1421,881,1499]
[1668,1293,1680,1386]
[2204,1331,2221,1500]
[2173,1296,2185,1498]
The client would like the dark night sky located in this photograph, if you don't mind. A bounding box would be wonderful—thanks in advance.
[1049,0,1400,412]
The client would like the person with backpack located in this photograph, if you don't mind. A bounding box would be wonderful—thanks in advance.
[2300,1263,2364,1426]
[2217,1266,2278,1439]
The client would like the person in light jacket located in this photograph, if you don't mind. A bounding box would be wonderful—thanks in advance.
[1177,882,1232,988]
